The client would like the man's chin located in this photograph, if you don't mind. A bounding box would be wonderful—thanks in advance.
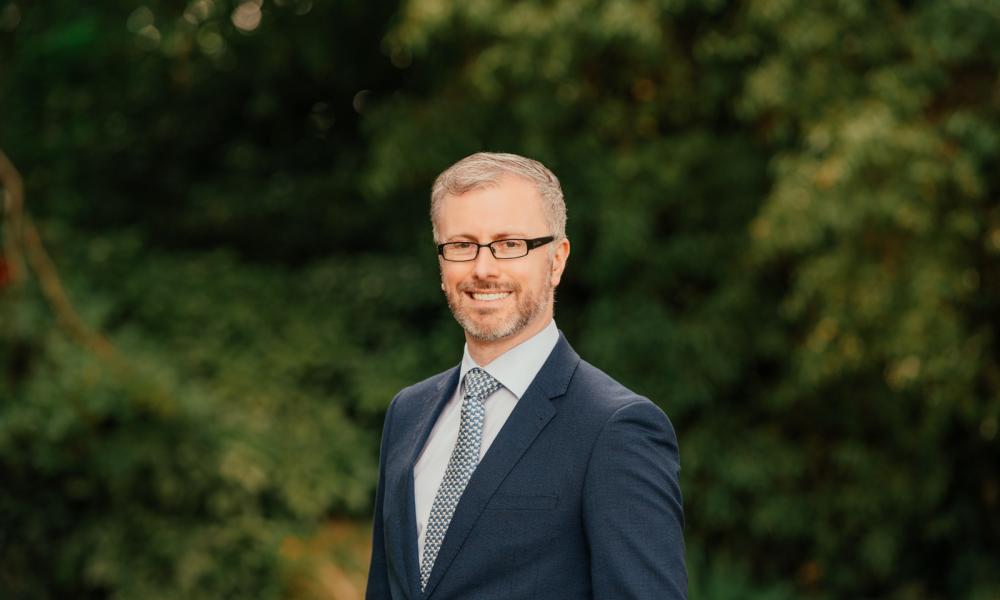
[464,324,511,342]
[459,315,520,342]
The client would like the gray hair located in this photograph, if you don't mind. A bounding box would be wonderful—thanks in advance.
[430,152,567,242]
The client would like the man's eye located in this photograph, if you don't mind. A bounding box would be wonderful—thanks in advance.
[453,242,475,249]
[502,240,520,249]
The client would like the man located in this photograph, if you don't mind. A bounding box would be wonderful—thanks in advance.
[366,152,686,599]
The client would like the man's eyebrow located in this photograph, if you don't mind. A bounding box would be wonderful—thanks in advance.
[444,232,529,242]
[444,234,477,242]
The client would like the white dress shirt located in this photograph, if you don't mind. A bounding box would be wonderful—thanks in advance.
[413,319,560,560]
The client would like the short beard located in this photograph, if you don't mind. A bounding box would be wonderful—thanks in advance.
[443,266,553,342]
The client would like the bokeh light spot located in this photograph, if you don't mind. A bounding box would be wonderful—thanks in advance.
[126,6,154,32]
[197,28,225,55]
[352,90,370,114]
[294,0,312,16]
[232,0,262,33]
[184,0,215,23]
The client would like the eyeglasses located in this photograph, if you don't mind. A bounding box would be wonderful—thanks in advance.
[437,236,555,262]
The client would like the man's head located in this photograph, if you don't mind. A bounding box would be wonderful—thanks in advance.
[431,152,570,350]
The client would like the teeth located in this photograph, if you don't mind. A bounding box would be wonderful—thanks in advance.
[471,292,510,301]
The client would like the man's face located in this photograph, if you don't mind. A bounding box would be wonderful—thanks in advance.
[436,175,570,344]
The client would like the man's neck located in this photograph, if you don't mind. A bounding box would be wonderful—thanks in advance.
[466,315,553,367]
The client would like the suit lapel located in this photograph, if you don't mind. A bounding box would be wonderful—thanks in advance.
[422,335,580,598]
[401,367,460,599]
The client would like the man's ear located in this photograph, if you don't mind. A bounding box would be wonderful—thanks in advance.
[550,238,570,287]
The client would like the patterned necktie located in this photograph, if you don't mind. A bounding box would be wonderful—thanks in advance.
[420,367,501,591]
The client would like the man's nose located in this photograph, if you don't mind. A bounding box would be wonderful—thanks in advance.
[472,246,501,278]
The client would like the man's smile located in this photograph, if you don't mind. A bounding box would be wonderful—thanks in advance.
[467,291,513,302]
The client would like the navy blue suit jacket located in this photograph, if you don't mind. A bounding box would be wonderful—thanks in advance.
[366,334,686,599]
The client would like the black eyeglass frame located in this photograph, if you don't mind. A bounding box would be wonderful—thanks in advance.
[437,236,556,262]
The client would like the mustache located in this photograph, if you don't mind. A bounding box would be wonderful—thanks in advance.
[457,280,521,293]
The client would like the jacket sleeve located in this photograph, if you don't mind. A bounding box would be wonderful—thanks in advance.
[365,395,398,599]
[582,399,687,599]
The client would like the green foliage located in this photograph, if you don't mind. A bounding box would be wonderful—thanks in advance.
[2,0,1000,597]
[0,227,455,596]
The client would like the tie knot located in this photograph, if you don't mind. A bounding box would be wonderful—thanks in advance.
[464,367,501,402]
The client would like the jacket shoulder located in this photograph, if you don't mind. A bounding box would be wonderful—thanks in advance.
[568,359,668,421]
[389,365,458,412]
[396,366,456,398]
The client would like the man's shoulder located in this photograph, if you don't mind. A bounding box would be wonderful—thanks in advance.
[567,358,669,422]
[571,358,642,402]
[390,365,459,410]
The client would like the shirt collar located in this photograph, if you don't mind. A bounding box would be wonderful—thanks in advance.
[459,320,560,399]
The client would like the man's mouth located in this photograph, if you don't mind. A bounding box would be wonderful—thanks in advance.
[467,291,512,301]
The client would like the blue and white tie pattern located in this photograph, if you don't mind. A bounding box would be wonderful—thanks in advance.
[420,367,501,591]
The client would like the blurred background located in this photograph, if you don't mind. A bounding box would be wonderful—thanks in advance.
[1,0,999,598]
